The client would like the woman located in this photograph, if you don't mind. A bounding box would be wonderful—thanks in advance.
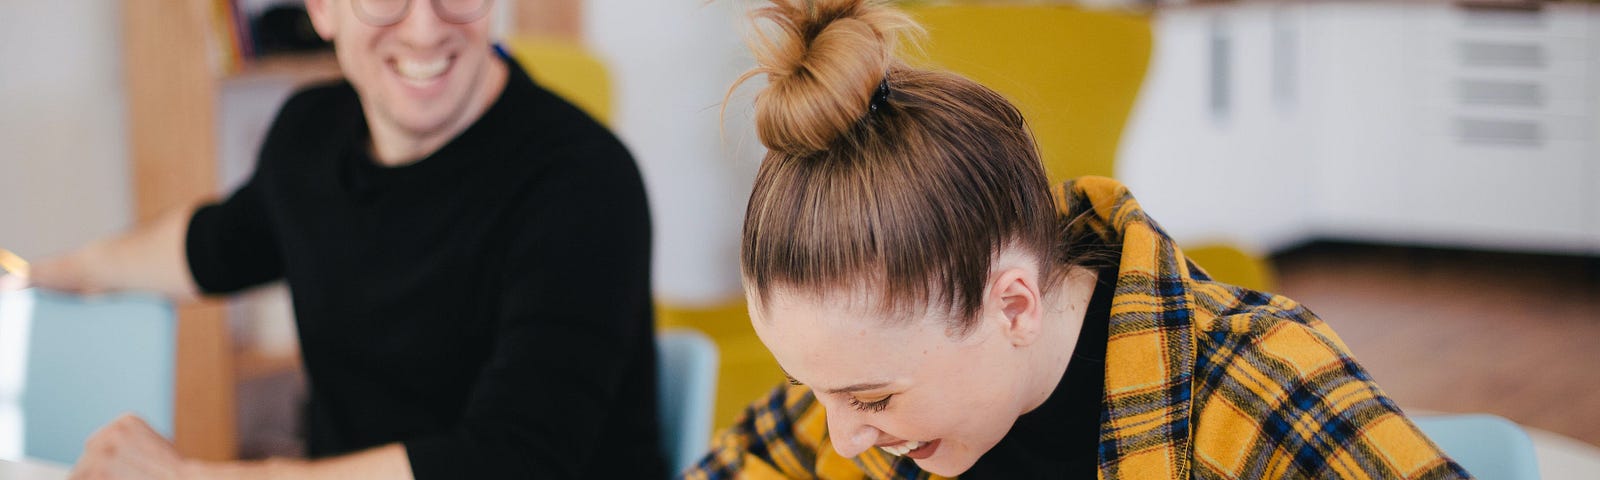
[684,0,1469,478]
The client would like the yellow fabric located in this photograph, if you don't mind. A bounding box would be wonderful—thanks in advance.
[682,177,1468,479]
[503,37,614,126]
[903,4,1151,184]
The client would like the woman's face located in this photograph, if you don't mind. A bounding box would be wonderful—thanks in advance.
[750,287,1039,476]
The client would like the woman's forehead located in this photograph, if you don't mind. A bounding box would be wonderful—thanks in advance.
[753,283,950,325]
[753,295,955,383]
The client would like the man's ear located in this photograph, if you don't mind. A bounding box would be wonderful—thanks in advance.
[989,268,1043,347]
[304,0,340,41]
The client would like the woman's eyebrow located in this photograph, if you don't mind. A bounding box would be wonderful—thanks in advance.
[782,368,892,394]
[822,381,892,395]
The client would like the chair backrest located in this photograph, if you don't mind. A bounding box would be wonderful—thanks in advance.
[903,4,1152,185]
[1182,243,1278,292]
[1412,414,1541,480]
[502,37,614,126]
[656,328,718,475]
[0,290,175,465]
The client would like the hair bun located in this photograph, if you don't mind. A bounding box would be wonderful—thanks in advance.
[738,0,916,155]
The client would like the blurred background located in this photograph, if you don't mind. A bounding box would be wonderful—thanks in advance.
[1,0,1596,473]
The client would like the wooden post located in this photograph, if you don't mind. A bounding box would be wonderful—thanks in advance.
[122,0,237,461]
[516,0,584,40]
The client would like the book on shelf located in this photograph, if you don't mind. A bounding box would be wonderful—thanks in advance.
[206,0,331,77]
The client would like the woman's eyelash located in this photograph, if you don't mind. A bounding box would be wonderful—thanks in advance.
[849,395,892,413]
[784,373,891,412]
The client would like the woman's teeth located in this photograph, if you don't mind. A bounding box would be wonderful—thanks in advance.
[879,440,925,457]
[396,58,449,84]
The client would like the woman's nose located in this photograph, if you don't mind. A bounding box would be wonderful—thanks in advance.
[825,404,884,458]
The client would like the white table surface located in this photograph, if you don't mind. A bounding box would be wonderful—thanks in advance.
[0,458,69,480]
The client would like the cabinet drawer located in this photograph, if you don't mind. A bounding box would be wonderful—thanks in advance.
[1407,3,1590,39]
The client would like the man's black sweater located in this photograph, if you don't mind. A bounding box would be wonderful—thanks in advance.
[186,55,664,479]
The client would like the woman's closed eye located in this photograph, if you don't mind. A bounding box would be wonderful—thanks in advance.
[848,395,893,413]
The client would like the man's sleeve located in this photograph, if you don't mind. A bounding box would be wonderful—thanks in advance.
[186,87,327,295]
[186,174,284,294]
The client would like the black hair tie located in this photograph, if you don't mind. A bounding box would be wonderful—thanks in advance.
[869,77,891,114]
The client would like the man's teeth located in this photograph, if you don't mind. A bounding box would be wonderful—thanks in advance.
[879,440,925,457]
[396,58,449,82]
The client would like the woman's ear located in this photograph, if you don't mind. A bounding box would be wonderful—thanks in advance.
[989,267,1043,347]
[304,0,340,41]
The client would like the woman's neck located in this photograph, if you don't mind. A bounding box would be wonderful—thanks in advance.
[1019,266,1100,415]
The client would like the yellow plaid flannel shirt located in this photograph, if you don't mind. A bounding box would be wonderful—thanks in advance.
[682,177,1470,479]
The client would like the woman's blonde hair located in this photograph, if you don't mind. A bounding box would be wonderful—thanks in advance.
[736,0,1068,334]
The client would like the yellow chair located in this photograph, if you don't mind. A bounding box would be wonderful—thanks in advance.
[503,37,614,126]
[907,3,1276,291]
[1182,244,1277,292]
[904,3,1150,183]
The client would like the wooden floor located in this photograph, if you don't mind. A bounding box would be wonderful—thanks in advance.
[1272,243,1600,447]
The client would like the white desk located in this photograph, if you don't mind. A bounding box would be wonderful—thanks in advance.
[0,458,69,480]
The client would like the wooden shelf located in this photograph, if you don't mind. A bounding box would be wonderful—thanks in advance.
[226,51,343,86]
[235,347,302,381]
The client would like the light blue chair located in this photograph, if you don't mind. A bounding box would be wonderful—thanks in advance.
[656,328,718,475]
[0,289,174,465]
[1413,414,1541,480]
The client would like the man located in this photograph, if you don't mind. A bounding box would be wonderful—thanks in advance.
[3,0,663,478]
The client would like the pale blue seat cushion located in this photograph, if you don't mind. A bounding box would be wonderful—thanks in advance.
[1413,413,1540,480]
[0,290,174,465]
[656,329,718,475]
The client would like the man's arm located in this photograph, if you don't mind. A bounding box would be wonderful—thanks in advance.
[191,444,413,480]
[26,204,202,301]
[69,414,413,480]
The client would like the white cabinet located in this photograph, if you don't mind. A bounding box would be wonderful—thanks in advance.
[1590,4,1600,255]
[1118,1,1600,255]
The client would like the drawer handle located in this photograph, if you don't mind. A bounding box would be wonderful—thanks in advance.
[1457,79,1543,108]
[1456,118,1543,147]
[1458,42,1545,69]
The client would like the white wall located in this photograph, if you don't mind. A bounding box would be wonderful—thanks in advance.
[585,0,764,305]
[0,1,131,260]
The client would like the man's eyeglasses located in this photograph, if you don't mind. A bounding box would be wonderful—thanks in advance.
[352,0,493,27]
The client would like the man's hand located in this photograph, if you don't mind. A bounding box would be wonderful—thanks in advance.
[26,254,103,295]
[3,204,201,300]
[70,414,196,480]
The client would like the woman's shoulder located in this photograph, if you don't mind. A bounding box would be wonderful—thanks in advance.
[1185,279,1371,380]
